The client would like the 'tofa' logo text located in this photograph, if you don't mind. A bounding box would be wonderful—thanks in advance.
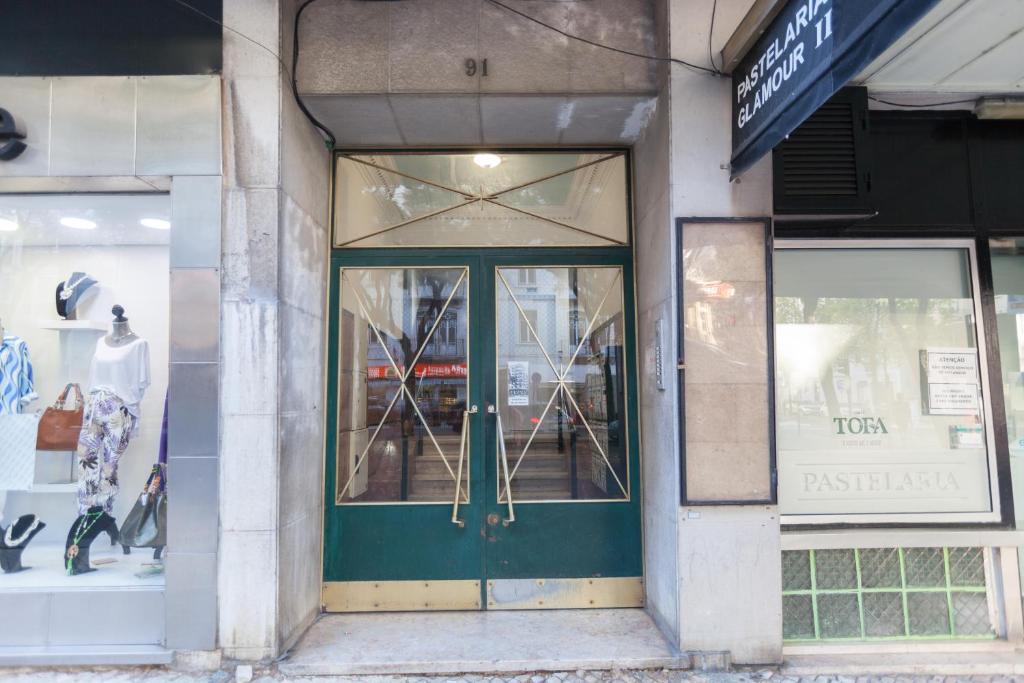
[833,416,888,435]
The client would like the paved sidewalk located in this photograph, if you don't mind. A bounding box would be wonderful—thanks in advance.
[0,669,1020,683]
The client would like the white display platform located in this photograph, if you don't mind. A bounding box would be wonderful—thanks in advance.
[0,542,163,590]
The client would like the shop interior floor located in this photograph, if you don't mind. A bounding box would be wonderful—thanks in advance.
[0,542,164,589]
[279,608,685,676]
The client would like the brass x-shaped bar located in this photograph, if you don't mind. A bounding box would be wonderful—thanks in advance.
[495,268,627,500]
[337,153,626,247]
[338,268,469,501]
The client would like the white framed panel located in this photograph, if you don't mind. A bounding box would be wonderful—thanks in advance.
[774,239,1002,525]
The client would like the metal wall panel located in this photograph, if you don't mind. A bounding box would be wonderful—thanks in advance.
[137,76,222,176]
[171,175,222,269]
[164,552,218,650]
[48,589,165,645]
[49,77,136,176]
[168,362,219,458]
[167,456,219,554]
[0,593,49,646]
[170,269,220,363]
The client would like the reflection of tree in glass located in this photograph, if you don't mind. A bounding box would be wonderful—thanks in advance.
[777,292,972,439]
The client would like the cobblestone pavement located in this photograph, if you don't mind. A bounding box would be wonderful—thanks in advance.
[0,668,1018,683]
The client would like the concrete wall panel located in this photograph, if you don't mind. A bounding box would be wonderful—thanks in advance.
[678,506,781,664]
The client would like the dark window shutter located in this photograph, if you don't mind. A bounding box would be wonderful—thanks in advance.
[773,87,873,215]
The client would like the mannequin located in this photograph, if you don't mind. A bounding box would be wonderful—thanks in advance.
[106,305,138,346]
[71,306,150,558]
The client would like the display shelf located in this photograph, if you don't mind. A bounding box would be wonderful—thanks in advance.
[29,483,77,493]
[37,320,107,331]
[0,542,164,589]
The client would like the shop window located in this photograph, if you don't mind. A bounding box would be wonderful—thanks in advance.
[782,547,995,642]
[773,244,999,522]
[990,239,1024,530]
[0,194,169,586]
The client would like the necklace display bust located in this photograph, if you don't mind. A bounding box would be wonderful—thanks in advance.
[106,305,139,347]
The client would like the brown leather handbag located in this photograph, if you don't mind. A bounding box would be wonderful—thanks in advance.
[36,384,84,451]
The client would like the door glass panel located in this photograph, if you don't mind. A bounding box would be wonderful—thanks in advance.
[334,153,628,248]
[337,267,469,503]
[496,266,629,501]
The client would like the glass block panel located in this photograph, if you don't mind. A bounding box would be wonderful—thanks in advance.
[907,592,951,636]
[783,550,811,591]
[815,549,857,590]
[818,593,861,639]
[948,547,986,587]
[859,548,902,588]
[904,548,946,587]
[952,592,992,636]
[863,592,905,638]
[783,594,816,640]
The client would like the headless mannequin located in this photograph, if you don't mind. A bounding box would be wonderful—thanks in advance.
[106,305,138,347]
[66,305,145,573]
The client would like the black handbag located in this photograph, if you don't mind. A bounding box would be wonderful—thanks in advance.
[119,465,166,550]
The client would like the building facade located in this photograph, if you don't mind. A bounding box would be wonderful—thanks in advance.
[0,0,1022,670]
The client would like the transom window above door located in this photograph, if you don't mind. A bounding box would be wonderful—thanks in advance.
[333,151,629,248]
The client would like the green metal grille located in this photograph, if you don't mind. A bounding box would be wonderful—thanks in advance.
[782,547,994,642]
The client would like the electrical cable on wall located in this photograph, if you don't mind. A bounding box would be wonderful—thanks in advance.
[168,0,729,148]
[707,0,720,73]
[485,0,725,77]
[166,0,337,149]
[868,95,977,108]
[294,0,337,148]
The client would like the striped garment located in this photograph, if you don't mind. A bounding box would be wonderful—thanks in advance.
[0,335,37,415]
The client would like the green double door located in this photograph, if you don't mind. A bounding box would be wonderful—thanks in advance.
[324,249,642,611]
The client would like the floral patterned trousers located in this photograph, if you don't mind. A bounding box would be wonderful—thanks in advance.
[76,389,138,514]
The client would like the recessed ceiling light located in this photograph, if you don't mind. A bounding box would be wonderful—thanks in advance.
[0,217,18,232]
[140,218,171,230]
[473,153,502,169]
[60,216,97,230]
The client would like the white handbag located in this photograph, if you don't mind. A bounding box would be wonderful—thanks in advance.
[0,413,40,491]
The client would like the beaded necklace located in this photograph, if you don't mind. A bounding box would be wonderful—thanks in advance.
[65,511,103,574]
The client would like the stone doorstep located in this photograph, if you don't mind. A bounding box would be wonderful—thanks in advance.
[275,610,689,677]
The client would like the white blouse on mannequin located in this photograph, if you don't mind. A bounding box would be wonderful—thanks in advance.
[88,336,151,419]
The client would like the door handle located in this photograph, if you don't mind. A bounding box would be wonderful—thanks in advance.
[491,405,516,526]
[451,404,477,527]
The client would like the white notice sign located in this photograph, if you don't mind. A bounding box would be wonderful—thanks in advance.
[928,383,980,416]
[925,348,979,384]
[507,361,529,406]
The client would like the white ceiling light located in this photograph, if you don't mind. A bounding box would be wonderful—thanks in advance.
[60,216,97,230]
[473,153,502,169]
[975,97,1024,120]
[140,217,171,230]
[0,217,18,232]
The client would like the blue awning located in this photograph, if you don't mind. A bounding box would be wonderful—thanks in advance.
[730,0,941,178]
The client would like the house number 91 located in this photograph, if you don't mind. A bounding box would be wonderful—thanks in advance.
[465,58,488,77]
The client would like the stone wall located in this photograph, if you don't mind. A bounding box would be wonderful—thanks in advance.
[219,0,331,660]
